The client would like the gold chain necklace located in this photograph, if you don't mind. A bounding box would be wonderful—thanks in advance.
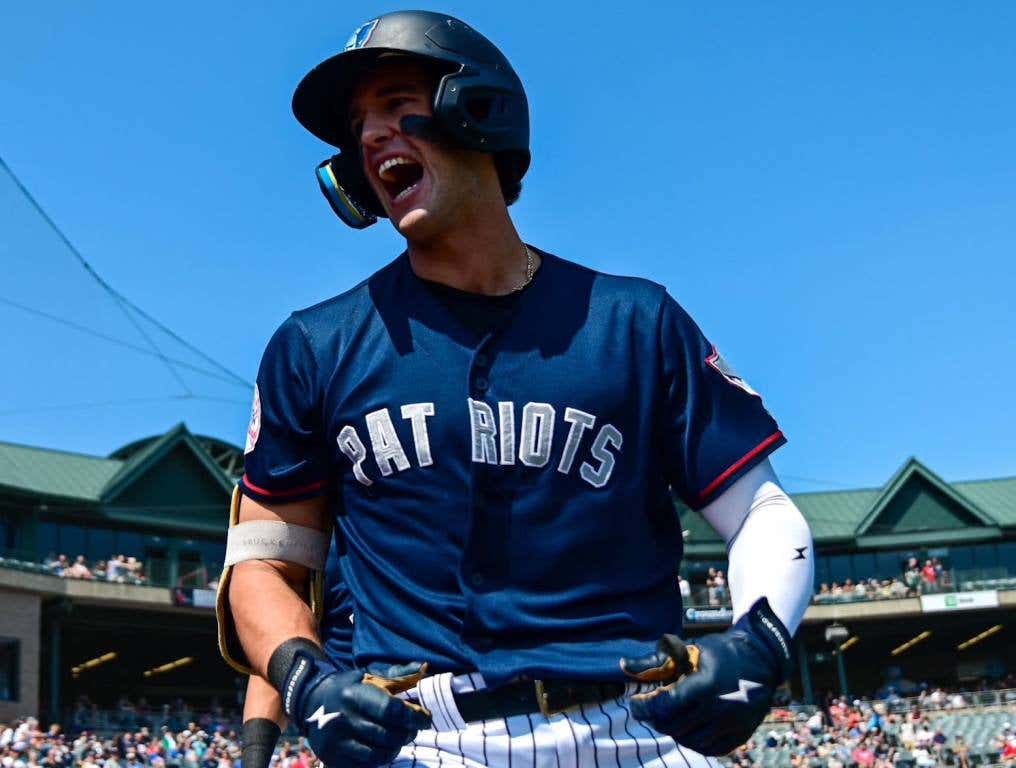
[512,245,535,292]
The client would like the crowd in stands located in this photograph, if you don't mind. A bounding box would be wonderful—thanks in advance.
[730,697,1016,768]
[813,558,951,604]
[42,555,146,586]
[681,558,955,609]
[2,681,1015,768]
[0,716,245,768]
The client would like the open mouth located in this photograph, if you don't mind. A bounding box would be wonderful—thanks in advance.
[377,156,424,203]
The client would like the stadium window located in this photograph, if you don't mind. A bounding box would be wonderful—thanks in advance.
[852,552,876,581]
[949,546,975,572]
[875,551,904,579]
[997,541,1016,575]
[145,546,170,585]
[115,531,145,558]
[828,554,852,583]
[89,528,115,560]
[197,539,225,568]
[0,638,19,701]
[813,556,831,587]
[60,525,86,559]
[36,521,58,558]
[177,550,204,586]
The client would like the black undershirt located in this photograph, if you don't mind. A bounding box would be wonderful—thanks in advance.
[417,277,525,341]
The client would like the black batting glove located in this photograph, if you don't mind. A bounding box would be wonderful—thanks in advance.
[269,639,432,768]
[621,597,793,756]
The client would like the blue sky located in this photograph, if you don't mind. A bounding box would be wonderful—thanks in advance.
[1,2,1014,492]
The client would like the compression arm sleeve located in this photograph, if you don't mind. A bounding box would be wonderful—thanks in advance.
[699,459,813,633]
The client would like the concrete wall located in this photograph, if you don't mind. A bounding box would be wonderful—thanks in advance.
[0,588,41,723]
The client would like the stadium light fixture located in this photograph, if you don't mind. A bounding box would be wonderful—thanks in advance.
[956,624,1003,651]
[890,630,932,656]
[71,651,117,678]
[143,656,195,678]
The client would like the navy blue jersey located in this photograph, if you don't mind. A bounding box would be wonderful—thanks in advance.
[321,530,355,669]
[241,249,785,685]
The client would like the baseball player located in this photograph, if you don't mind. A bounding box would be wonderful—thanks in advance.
[218,10,815,768]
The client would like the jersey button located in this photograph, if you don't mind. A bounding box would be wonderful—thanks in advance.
[474,353,489,367]
[470,573,485,587]
[474,376,489,392]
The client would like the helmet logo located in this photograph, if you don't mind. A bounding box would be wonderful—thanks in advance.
[344,18,379,51]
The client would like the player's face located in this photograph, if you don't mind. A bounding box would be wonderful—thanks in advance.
[348,58,500,240]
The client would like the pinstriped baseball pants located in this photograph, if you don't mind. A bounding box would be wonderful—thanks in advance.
[386,672,722,768]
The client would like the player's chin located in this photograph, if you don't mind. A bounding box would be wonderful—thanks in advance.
[390,188,443,236]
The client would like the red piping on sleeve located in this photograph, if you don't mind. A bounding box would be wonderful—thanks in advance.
[240,474,328,498]
[696,430,784,503]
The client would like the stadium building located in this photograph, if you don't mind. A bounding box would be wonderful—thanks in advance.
[0,425,1013,725]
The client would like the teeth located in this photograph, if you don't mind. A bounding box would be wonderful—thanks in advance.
[378,156,415,181]
[393,182,419,203]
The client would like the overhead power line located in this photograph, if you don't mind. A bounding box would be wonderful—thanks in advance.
[0,296,249,388]
[0,394,248,416]
[0,154,253,391]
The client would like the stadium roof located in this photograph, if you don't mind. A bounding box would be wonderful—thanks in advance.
[680,456,1015,554]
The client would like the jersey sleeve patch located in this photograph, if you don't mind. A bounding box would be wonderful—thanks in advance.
[706,347,759,397]
[244,384,262,455]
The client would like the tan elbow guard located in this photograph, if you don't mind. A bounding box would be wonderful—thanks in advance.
[216,486,329,674]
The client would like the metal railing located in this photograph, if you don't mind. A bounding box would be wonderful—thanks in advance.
[0,548,221,591]
[681,570,1016,611]
[64,708,242,736]
[758,689,1016,725]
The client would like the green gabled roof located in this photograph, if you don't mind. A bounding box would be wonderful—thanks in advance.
[679,486,880,552]
[792,488,880,541]
[952,476,1016,527]
[679,458,1016,556]
[101,422,234,500]
[0,424,234,504]
[855,457,996,534]
[0,440,122,501]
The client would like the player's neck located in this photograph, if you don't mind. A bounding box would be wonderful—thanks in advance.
[405,209,535,296]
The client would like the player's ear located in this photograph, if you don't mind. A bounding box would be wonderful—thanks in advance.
[315,153,381,229]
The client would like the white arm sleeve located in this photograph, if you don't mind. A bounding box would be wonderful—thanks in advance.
[699,459,813,633]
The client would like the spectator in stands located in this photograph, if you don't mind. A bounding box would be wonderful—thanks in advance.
[815,583,831,602]
[62,556,94,580]
[677,574,690,601]
[889,578,908,599]
[1002,734,1016,763]
[125,557,145,585]
[921,559,937,590]
[712,569,727,603]
[807,709,824,735]
[953,734,971,768]
[851,738,875,767]
[107,555,126,583]
[905,557,921,595]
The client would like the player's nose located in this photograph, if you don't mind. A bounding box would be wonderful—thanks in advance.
[360,111,398,151]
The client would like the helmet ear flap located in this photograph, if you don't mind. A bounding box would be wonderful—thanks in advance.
[315,153,381,229]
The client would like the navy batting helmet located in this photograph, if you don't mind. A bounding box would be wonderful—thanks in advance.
[293,10,530,229]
